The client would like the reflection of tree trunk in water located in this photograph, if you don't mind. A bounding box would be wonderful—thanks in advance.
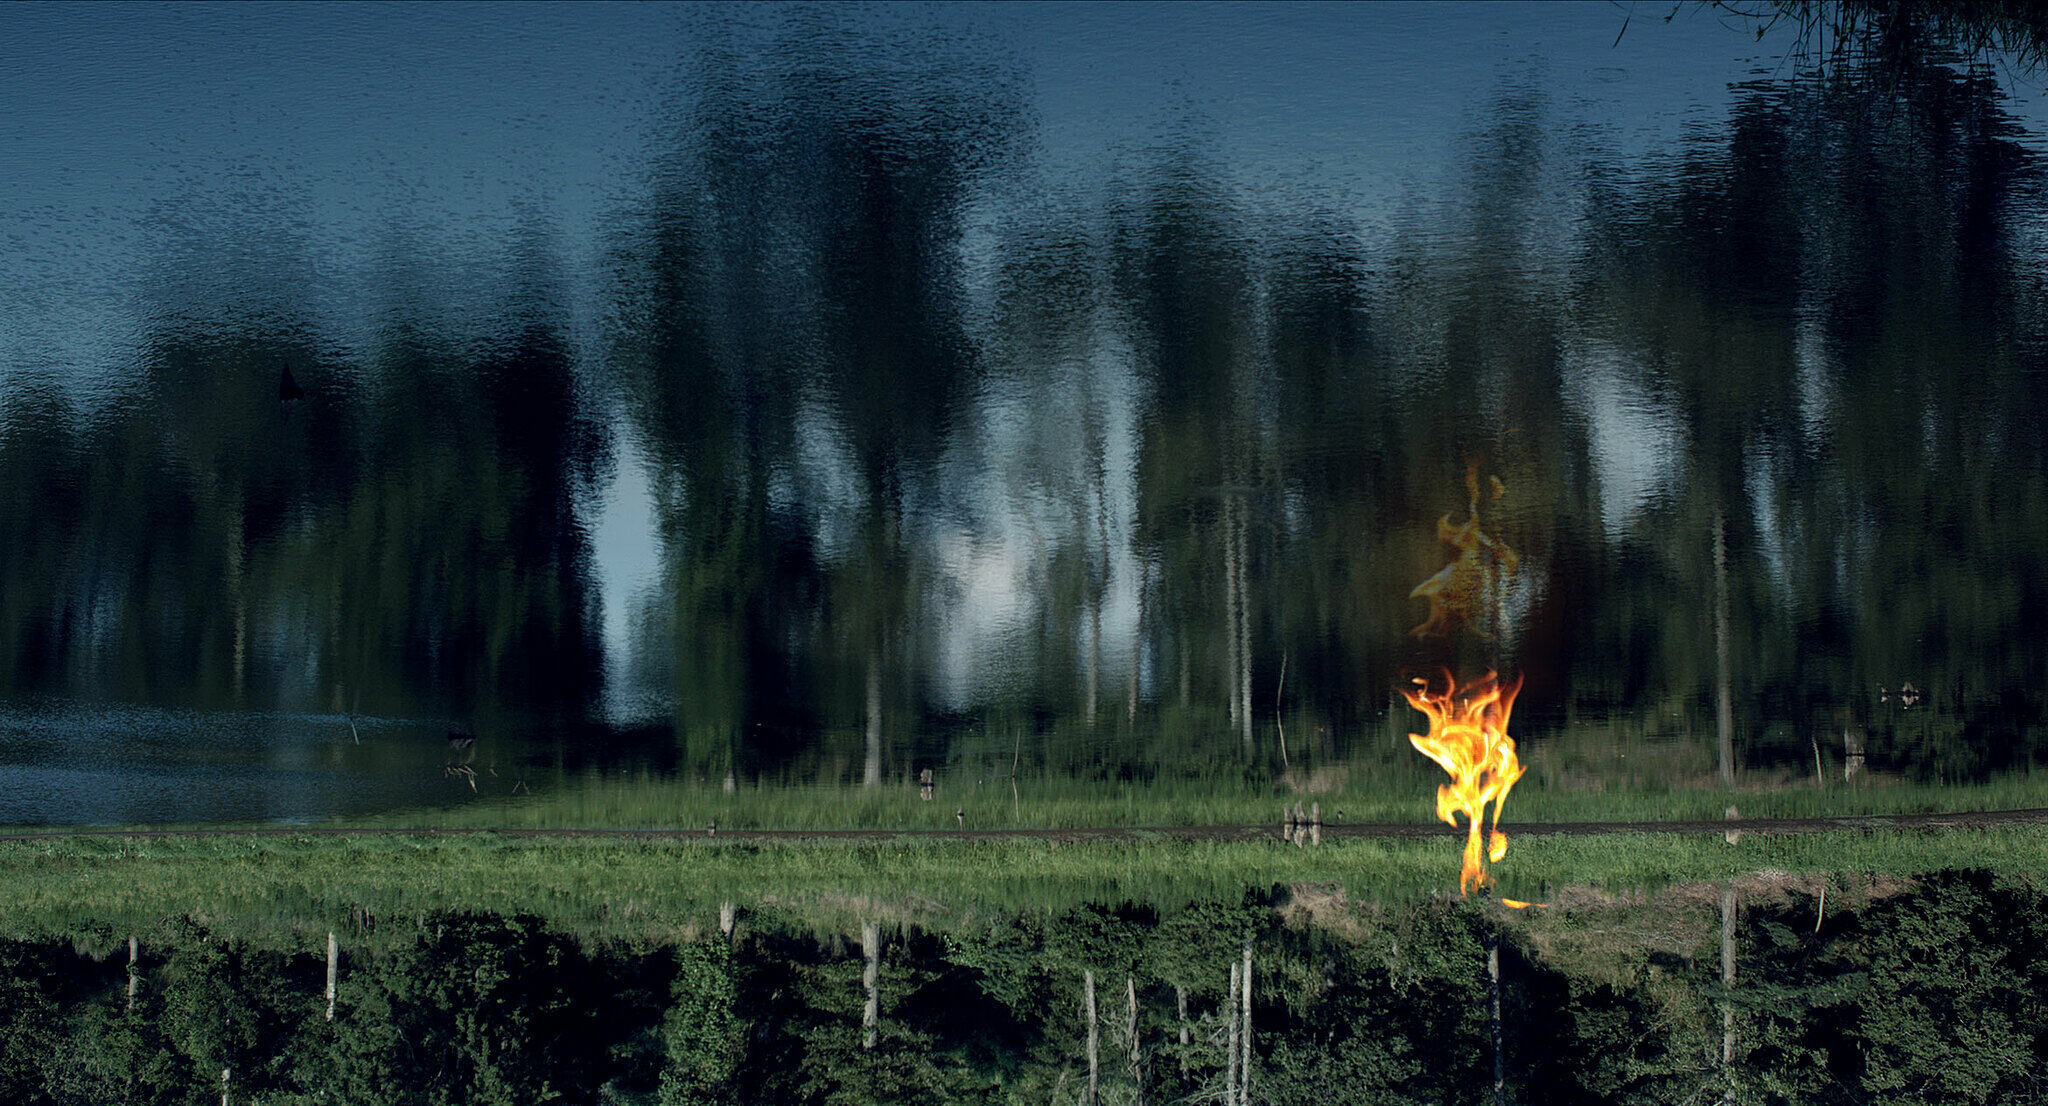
[1084,968,1099,1106]
[1225,493,1241,737]
[1714,513,1734,787]
[1086,595,1100,728]
[1487,932,1505,1106]
[1223,491,1253,755]
[127,936,138,1012]
[325,931,338,1021]
[228,492,246,703]
[1178,641,1190,710]
[1721,884,1737,1104]
[182,463,247,704]
[1228,497,1245,757]
[1088,430,1108,729]
[861,920,880,1051]
[719,900,736,943]
[1125,975,1145,1106]
[863,655,881,789]
[1128,568,1143,724]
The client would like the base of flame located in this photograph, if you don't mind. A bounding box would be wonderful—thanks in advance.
[1402,670,1528,898]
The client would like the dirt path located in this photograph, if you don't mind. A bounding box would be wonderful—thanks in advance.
[5,807,2045,843]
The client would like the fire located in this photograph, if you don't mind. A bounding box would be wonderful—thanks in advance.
[1409,463,1518,639]
[1402,670,1528,896]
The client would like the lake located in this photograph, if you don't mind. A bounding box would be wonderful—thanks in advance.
[4,2,2048,824]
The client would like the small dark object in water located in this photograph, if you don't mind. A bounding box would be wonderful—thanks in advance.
[278,364,304,420]
[446,731,476,750]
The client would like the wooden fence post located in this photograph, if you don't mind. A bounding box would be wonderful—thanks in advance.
[1084,969,1099,1106]
[861,921,881,1051]
[1239,941,1252,1106]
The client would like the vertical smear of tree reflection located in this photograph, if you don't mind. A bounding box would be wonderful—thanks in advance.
[322,291,606,722]
[0,260,607,724]
[1116,145,1271,760]
[1591,52,2048,780]
[0,312,353,711]
[621,19,1026,781]
[8,12,2048,792]
[0,381,91,693]
[1262,221,1381,754]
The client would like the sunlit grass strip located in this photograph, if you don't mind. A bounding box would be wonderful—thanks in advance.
[1,769,2041,840]
[317,766,2048,833]
[0,824,2042,946]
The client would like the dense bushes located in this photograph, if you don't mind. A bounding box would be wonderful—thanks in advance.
[1,874,2043,1105]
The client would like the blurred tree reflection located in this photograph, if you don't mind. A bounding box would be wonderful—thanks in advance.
[2,10,2047,786]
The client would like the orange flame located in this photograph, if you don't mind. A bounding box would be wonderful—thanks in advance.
[1403,670,1527,896]
[1409,463,1518,639]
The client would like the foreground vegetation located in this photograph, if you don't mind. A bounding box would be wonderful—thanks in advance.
[1,865,2042,1106]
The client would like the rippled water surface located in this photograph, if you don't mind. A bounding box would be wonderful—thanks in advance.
[7,2,2048,822]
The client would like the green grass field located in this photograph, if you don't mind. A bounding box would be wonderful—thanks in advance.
[3,821,2042,947]
[7,747,2039,949]
[329,762,2048,833]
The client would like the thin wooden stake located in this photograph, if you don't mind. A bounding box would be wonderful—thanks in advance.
[1721,885,1738,1105]
[1084,969,1099,1106]
[861,921,880,1051]
[1487,932,1504,1106]
[1127,975,1144,1106]
[1176,983,1190,1055]
[1275,650,1290,772]
[1239,940,1253,1106]
[1225,960,1239,1103]
[1010,726,1023,822]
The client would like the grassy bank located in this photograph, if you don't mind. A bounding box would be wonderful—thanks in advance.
[3,822,2043,946]
[328,764,2048,833]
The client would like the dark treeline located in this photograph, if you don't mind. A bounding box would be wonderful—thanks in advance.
[0,871,2043,1104]
[4,16,2048,786]
[0,312,606,729]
